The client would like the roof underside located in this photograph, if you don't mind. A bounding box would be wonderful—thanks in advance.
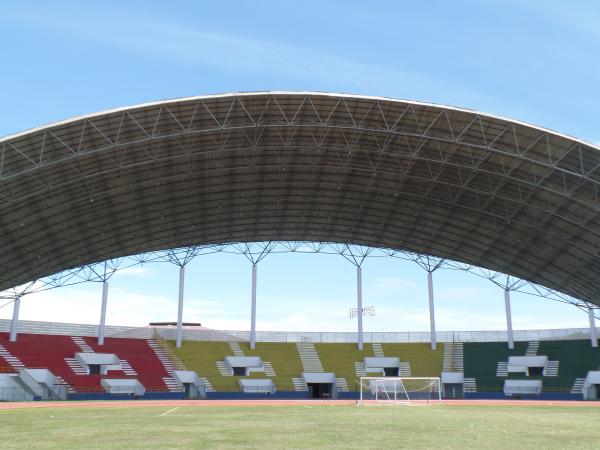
[1,92,599,303]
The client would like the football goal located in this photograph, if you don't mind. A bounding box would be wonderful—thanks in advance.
[358,377,442,404]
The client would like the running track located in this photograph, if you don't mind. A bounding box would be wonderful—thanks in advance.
[1,399,600,410]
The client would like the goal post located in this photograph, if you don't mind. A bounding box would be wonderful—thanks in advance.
[358,376,442,404]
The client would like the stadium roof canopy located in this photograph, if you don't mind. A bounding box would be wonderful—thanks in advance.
[0,92,599,303]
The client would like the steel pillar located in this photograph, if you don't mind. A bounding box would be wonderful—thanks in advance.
[175,266,185,348]
[427,272,437,350]
[250,264,257,349]
[98,281,108,345]
[9,297,20,342]
[357,266,363,351]
[504,290,514,350]
[589,307,598,348]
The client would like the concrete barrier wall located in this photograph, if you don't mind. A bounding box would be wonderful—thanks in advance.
[0,319,593,343]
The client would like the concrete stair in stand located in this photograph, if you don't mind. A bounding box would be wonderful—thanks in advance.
[292,377,308,391]
[399,362,412,376]
[336,378,349,392]
[526,341,539,356]
[71,336,93,353]
[571,378,585,394]
[544,361,559,377]
[53,375,75,394]
[263,362,276,376]
[146,339,182,391]
[463,378,477,393]
[354,362,367,377]
[64,357,87,375]
[120,359,138,376]
[162,376,182,392]
[199,377,215,392]
[216,361,232,376]
[146,340,176,373]
[229,342,244,356]
[443,341,464,372]
[296,343,323,372]
[372,344,384,357]
[0,344,25,370]
[496,362,508,377]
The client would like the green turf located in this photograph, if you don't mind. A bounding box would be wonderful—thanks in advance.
[1,404,600,449]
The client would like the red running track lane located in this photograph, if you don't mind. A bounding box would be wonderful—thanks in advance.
[1,399,600,410]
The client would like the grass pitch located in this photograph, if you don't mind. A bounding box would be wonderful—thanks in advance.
[1,404,599,449]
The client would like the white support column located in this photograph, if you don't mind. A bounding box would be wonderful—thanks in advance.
[250,264,257,349]
[98,281,109,345]
[427,272,437,350]
[357,266,363,351]
[175,266,185,349]
[9,297,20,342]
[589,307,598,348]
[504,290,514,350]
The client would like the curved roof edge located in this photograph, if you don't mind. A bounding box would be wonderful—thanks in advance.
[2,90,599,151]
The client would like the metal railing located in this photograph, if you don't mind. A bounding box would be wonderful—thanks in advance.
[0,319,594,343]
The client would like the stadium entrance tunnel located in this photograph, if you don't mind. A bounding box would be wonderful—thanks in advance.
[307,383,333,399]
[1,91,600,308]
[443,384,464,399]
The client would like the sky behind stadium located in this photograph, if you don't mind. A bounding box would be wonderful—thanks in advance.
[0,1,598,333]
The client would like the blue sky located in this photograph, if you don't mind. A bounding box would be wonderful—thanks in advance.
[0,1,598,332]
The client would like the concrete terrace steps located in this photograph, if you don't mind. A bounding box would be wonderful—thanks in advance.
[71,336,93,353]
[53,376,75,393]
[263,362,276,377]
[571,378,585,394]
[229,342,244,356]
[354,362,367,378]
[64,357,87,375]
[544,361,560,377]
[399,362,412,377]
[146,339,176,373]
[372,344,384,357]
[120,359,138,376]
[526,341,540,356]
[463,377,477,393]
[292,377,308,391]
[199,377,215,392]
[146,339,185,392]
[162,376,182,392]
[216,361,232,376]
[443,342,464,372]
[336,378,349,392]
[0,344,25,370]
[496,362,508,377]
[296,343,324,373]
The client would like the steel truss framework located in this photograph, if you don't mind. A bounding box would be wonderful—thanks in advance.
[0,92,599,316]
[0,242,597,319]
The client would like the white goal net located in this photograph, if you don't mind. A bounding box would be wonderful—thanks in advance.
[358,377,441,404]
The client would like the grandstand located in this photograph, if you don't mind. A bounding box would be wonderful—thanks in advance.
[1,319,600,402]
[0,331,180,400]
[0,92,599,403]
